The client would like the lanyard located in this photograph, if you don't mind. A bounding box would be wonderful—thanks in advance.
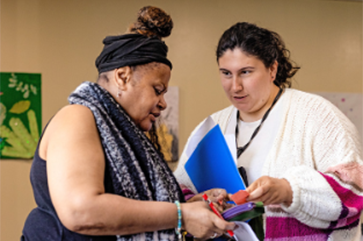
[235,87,283,159]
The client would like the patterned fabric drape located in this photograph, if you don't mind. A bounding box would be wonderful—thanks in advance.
[69,81,184,241]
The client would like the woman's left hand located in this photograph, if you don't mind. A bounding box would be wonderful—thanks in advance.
[246,176,293,206]
[188,188,232,212]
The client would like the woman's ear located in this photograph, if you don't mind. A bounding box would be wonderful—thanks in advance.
[270,60,278,81]
[114,66,132,91]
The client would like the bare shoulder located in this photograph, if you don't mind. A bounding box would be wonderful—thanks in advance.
[54,104,95,125]
[46,104,97,137]
[40,104,100,160]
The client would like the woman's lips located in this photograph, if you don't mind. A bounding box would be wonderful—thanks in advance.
[234,95,248,100]
[150,113,160,122]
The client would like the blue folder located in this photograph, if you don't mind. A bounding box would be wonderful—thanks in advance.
[185,124,246,194]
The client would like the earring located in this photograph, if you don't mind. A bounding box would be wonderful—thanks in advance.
[117,89,121,98]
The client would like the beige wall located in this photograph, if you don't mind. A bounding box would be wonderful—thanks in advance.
[1,0,362,240]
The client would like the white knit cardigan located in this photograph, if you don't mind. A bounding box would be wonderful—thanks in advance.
[174,88,363,241]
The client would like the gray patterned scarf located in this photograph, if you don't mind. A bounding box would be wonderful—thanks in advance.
[68,81,184,241]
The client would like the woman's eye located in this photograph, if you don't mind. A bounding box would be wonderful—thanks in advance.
[242,70,251,75]
[222,71,231,76]
[154,88,162,95]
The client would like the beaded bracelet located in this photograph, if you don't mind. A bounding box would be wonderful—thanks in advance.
[174,200,182,240]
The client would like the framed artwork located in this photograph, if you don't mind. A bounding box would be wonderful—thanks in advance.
[156,86,179,162]
[0,72,42,159]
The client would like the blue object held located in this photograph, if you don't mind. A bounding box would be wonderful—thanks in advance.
[185,124,246,194]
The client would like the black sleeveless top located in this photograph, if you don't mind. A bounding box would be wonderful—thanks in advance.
[21,124,116,241]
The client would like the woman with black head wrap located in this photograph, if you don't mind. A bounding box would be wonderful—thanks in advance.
[21,6,235,241]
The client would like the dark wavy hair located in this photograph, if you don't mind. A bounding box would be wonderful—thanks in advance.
[216,22,300,89]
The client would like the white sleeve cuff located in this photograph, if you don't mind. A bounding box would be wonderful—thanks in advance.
[280,172,301,214]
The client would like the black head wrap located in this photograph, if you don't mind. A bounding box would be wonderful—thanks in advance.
[95,33,172,73]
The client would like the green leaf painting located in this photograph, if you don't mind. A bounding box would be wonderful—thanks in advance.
[0,72,41,159]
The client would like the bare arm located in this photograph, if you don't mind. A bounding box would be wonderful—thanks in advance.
[44,105,235,237]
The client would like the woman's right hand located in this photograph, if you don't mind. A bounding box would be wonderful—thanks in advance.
[181,201,236,240]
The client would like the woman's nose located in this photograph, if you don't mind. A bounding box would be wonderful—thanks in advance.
[158,95,167,110]
[232,77,243,91]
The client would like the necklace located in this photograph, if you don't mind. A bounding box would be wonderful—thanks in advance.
[235,87,283,159]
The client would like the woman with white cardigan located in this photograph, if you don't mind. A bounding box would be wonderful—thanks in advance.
[174,22,363,241]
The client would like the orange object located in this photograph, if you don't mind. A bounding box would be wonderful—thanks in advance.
[231,190,249,205]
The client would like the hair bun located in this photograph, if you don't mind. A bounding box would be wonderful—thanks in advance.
[128,6,173,39]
